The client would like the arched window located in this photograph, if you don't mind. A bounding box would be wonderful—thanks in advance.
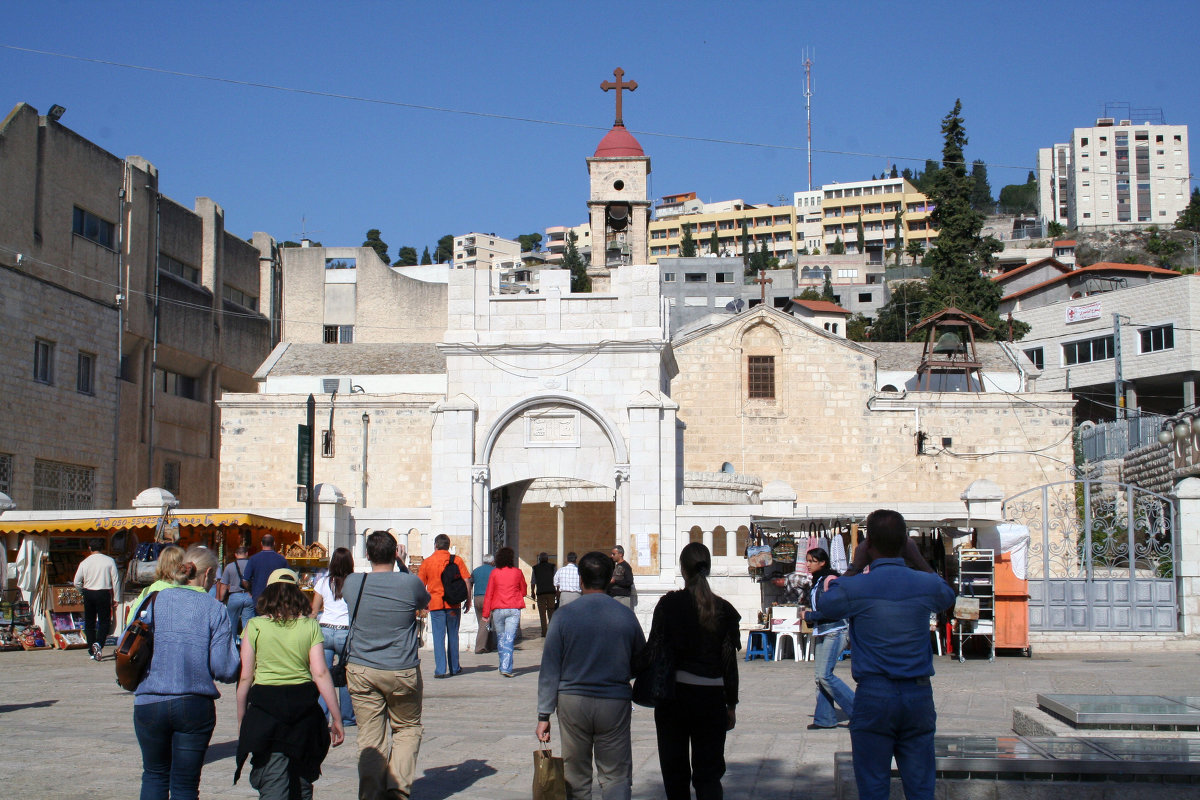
[713,525,728,557]
[689,525,703,545]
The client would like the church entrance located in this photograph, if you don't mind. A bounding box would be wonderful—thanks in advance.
[488,479,616,571]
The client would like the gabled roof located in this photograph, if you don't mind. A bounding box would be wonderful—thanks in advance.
[1000,262,1180,302]
[1053,240,1077,247]
[992,256,1072,283]
[789,299,851,315]
[864,342,1023,374]
[258,342,446,378]
[671,303,872,355]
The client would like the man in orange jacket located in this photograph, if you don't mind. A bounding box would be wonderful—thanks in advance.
[417,534,471,678]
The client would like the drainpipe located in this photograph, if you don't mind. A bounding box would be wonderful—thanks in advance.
[112,168,127,507]
[360,411,370,508]
[147,185,161,488]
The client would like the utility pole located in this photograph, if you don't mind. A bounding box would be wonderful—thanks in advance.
[803,50,814,191]
[1113,313,1125,420]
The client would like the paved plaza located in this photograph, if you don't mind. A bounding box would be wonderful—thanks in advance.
[3,633,1199,799]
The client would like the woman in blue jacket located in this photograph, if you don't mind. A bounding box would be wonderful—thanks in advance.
[803,547,856,730]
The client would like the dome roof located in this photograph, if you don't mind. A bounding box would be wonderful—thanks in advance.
[594,124,644,157]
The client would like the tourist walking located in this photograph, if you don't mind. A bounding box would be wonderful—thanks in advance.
[310,546,357,728]
[536,551,645,800]
[216,545,253,636]
[126,545,184,625]
[469,554,496,653]
[803,547,856,730]
[481,546,527,677]
[241,535,288,605]
[646,542,740,800]
[235,568,344,799]
[417,534,470,678]
[131,544,239,800]
[819,510,957,800]
[344,530,430,800]
[531,551,557,635]
[73,537,119,661]
[554,551,581,607]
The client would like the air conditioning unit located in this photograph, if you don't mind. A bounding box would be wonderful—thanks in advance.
[321,377,350,394]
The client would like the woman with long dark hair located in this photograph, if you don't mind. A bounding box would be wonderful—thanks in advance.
[132,544,239,800]
[236,569,344,798]
[310,546,356,728]
[481,546,527,678]
[803,547,856,729]
[648,542,740,799]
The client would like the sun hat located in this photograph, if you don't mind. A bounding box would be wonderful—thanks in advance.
[267,567,299,586]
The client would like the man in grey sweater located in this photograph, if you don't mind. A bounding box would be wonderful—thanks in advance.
[536,551,645,800]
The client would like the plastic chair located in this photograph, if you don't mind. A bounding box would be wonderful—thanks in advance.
[769,606,804,662]
[745,630,774,661]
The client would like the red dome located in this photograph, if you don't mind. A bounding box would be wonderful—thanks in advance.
[594,124,644,157]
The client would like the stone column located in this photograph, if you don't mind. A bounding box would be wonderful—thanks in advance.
[1185,376,1196,410]
[430,395,478,564]
[472,465,490,568]
[1170,477,1200,635]
[314,483,349,553]
[702,528,714,552]
[549,497,566,566]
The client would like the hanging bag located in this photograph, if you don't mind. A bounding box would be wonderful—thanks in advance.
[114,591,160,691]
[532,745,567,800]
[631,628,676,708]
[332,575,367,688]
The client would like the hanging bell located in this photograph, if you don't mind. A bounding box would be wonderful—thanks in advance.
[932,331,965,355]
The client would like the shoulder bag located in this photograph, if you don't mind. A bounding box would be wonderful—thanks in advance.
[631,627,675,708]
[115,591,160,692]
[331,575,367,688]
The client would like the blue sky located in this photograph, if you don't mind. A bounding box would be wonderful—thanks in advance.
[4,1,1198,255]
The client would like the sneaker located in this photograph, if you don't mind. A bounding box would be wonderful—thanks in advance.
[90,643,102,661]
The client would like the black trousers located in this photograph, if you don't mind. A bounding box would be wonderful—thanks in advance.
[81,588,112,650]
[654,682,729,800]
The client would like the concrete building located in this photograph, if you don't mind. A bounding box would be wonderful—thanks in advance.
[542,222,590,266]
[1037,118,1191,231]
[793,188,824,253]
[648,203,798,265]
[655,257,796,334]
[452,232,521,275]
[820,177,936,263]
[0,102,277,510]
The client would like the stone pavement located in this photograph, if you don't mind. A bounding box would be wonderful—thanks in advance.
[2,632,1198,799]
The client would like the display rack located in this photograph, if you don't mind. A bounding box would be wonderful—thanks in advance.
[49,584,89,649]
[955,547,995,663]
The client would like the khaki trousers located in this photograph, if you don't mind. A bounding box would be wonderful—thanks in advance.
[347,662,423,800]
[557,693,632,800]
[473,602,495,653]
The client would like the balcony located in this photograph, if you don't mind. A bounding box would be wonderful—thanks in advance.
[1079,414,1167,463]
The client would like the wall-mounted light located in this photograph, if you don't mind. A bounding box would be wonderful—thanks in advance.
[1159,427,1175,445]
[1175,420,1191,441]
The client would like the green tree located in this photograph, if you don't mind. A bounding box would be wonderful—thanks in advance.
[797,287,823,301]
[829,236,846,255]
[821,273,836,301]
[709,229,721,256]
[998,171,1038,215]
[740,220,750,268]
[363,229,391,265]
[906,240,925,265]
[1145,227,1183,267]
[1046,221,1066,238]
[563,230,589,292]
[420,247,432,265]
[915,159,940,192]
[517,232,543,252]
[901,167,914,182]
[434,234,454,263]
[871,281,932,341]
[918,99,1019,337]
[846,313,872,342]
[281,239,322,248]
[891,210,904,267]
[970,160,994,213]
[680,222,698,257]
[396,246,418,266]
[856,213,865,256]
[889,164,899,179]
[1176,187,1200,233]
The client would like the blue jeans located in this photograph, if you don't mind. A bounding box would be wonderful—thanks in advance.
[491,607,521,674]
[226,592,254,635]
[849,676,937,800]
[318,625,356,725]
[812,627,856,727]
[133,695,217,800]
[429,608,461,676]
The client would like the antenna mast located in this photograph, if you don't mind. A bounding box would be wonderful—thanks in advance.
[803,50,814,191]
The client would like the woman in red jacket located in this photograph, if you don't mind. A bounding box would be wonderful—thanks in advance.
[481,547,527,677]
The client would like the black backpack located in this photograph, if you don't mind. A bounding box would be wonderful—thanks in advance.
[440,555,469,606]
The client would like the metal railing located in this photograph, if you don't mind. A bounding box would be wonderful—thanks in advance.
[1079,413,1167,462]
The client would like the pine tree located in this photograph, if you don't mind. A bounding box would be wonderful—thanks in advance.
[740,221,750,268]
[396,246,418,266]
[709,229,721,256]
[821,273,835,302]
[363,229,391,265]
[970,160,994,213]
[434,234,454,264]
[420,247,432,265]
[889,164,899,179]
[1177,187,1200,233]
[829,236,846,255]
[892,209,904,267]
[563,230,589,292]
[680,222,698,257]
[856,213,865,256]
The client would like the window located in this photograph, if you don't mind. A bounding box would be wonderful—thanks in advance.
[1023,347,1045,370]
[1139,325,1174,353]
[33,459,95,510]
[34,339,54,384]
[858,292,872,303]
[162,460,181,495]
[0,453,10,495]
[155,368,199,400]
[663,272,675,282]
[160,253,200,283]
[72,207,114,249]
[76,352,95,395]
[837,269,858,279]
[321,429,335,458]
[747,356,775,399]
[715,272,733,283]
[323,325,354,344]
[1062,335,1114,365]
[324,258,356,270]
[222,284,259,311]
[684,273,707,283]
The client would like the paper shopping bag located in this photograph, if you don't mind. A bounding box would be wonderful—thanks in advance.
[533,746,566,800]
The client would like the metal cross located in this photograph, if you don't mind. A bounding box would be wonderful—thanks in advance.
[601,67,638,126]
[755,269,773,303]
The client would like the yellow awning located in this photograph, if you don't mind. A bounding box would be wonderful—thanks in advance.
[0,512,302,536]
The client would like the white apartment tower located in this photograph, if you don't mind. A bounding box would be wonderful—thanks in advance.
[1039,118,1190,231]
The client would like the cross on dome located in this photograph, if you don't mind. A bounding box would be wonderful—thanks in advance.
[601,67,637,127]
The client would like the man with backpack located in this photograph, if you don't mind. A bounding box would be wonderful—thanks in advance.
[417,534,471,679]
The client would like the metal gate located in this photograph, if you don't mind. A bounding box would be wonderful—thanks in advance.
[1002,480,1178,632]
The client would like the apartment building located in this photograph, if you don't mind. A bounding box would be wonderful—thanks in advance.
[0,102,278,509]
[793,189,824,253]
[820,177,935,263]
[543,222,591,266]
[647,201,798,265]
[1037,118,1190,231]
[453,232,521,272]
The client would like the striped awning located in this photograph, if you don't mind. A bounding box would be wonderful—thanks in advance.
[0,512,302,536]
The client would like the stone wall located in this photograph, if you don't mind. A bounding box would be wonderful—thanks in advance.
[1123,441,1173,495]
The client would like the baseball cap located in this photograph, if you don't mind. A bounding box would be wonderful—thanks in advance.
[267,568,299,586]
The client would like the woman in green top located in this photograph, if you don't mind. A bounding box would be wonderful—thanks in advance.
[236,568,344,799]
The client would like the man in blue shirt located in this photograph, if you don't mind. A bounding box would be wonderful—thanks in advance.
[818,510,956,800]
[469,554,496,653]
[240,534,289,605]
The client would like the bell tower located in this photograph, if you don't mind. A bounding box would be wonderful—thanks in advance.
[587,67,651,291]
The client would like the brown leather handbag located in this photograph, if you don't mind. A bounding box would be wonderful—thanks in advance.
[115,591,160,691]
